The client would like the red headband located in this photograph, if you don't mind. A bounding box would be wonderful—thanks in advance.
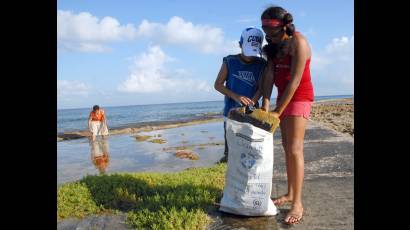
[262,19,283,27]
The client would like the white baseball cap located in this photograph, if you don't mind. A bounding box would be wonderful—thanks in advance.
[239,27,263,57]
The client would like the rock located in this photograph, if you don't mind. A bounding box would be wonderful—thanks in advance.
[134,135,152,142]
[175,150,199,160]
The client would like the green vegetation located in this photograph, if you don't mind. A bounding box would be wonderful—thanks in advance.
[58,164,227,229]
[134,135,152,142]
[148,139,167,144]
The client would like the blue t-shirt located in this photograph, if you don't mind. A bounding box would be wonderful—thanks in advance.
[223,54,267,117]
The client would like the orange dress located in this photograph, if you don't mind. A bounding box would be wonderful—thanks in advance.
[89,110,109,136]
[90,110,105,121]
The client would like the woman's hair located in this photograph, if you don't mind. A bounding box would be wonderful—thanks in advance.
[261,6,295,37]
[92,105,100,111]
[262,43,278,60]
[261,6,295,60]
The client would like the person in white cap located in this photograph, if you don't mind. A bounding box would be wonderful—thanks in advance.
[214,27,267,163]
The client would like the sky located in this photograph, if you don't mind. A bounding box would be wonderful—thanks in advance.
[57,0,354,109]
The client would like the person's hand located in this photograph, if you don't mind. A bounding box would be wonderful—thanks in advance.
[234,95,254,106]
[270,111,280,119]
[251,99,260,108]
[261,104,270,112]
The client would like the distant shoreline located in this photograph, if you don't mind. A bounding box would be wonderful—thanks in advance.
[57,116,223,141]
[57,95,353,111]
[57,97,353,142]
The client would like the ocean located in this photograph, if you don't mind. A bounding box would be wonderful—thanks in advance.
[57,95,353,134]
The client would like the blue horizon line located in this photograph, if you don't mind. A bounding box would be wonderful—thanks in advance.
[58,94,353,111]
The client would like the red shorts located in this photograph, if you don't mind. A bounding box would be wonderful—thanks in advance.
[279,101,313,120]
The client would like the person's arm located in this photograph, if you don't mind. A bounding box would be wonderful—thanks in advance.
[251,88,262,106]
[102,110,108,126]
[88,113,92,131]
[214,62,254,106]
[261,60,275,112]
[251,66,266,105]
[272,35,310,115]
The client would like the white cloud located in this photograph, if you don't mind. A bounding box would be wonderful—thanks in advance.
[58,10,137,52]
[136,16,238,54]
[60,42,112,53]
[326,36,351,49]
[311,35,354,95]
[57,10,136,41]
[57,80,90,96]
[301,27,316,37]
[198,82,213,92]
[58,10,239,54]
[118,45,212,93]
[118,46,168,92]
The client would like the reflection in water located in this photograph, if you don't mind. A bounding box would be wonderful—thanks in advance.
[89,138,110,174]
[58,121,225,185]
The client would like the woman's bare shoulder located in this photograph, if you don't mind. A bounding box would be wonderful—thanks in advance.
[291,33,311,56]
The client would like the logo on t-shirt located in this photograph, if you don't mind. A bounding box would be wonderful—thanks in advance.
[232,71,256,87]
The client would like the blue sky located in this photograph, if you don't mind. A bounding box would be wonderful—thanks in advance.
[57,0,354,109]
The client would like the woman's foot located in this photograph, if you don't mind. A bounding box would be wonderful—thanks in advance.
[272,194,293,206]
[284,203,304,225]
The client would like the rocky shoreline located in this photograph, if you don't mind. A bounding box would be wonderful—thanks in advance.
[310,97,354,136]
[57,97,354,142]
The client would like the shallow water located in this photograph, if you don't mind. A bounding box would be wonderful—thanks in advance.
[57,121,225,185]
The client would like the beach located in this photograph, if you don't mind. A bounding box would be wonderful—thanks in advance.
[310,97,354,136]
[57,97,354,229]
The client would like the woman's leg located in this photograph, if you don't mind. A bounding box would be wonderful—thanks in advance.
[272,119,294,205]
[283,115,308,224]
[90,121,97,141]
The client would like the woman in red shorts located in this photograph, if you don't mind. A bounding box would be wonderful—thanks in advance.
[260,6,314,225]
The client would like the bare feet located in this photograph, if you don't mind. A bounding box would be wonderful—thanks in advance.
[284,203,304,225]
[272,194,293,206]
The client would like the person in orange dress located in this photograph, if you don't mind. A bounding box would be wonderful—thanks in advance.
[88,105,109,141]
